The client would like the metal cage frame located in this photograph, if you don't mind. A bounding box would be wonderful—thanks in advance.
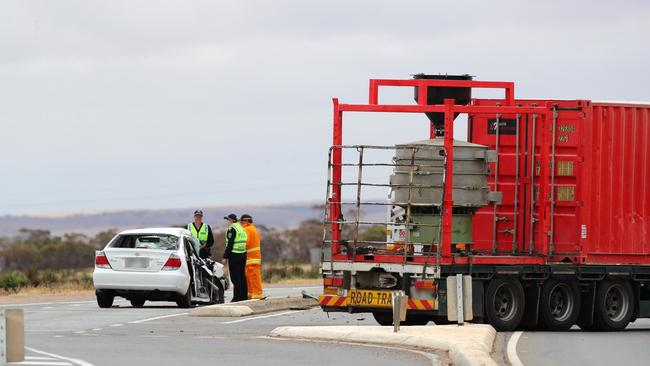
[325,77,557,268]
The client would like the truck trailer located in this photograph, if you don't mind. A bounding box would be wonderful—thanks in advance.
[319,74,650,331]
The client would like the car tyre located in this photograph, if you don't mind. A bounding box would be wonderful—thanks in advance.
[176,285,192,308]
[210,281,225,305]
[593,280,634,331]
[130,298,146,308]
[485,278,525,331]
[539,279,581,331]
[96,291,114,308]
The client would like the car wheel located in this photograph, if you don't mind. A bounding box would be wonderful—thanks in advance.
[593,280,634,331]
[176,285,192,308]
[485,278,526,331]
[96,291,114,308]
[130,298,146,308]
[210,281,225,305]
[539,279,581,331]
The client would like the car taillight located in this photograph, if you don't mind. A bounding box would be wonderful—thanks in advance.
[162,254,182,271]
[95,251,112,269]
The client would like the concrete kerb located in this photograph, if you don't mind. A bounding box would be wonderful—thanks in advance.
[269,324,497,366]
[189,297,318,317]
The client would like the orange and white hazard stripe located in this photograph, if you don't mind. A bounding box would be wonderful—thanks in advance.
[319,295,348,307]
[407,299,436,310]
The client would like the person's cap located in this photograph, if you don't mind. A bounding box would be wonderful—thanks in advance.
[193,210,204,216]
[224,213,238,221]
[241,214,252,221]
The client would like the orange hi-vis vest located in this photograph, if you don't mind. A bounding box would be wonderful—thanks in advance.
[243,223,261,265]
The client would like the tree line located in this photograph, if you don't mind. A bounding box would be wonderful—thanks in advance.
[0,220,386,272]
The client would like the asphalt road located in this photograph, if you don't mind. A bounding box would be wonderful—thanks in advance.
[511,319,650,366]
[4,286,438,366]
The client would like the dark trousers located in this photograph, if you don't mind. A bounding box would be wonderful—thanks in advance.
[228,254,248,302]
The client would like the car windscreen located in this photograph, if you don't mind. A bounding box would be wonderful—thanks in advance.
[108,234,180,250]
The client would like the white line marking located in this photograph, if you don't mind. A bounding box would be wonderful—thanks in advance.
[12,361,72,365]
[507,331,524,366]
[109,323,124,327]
[91,328,102,331]
[26,347,95,366]
[220,310,302,324]
[128,312,188,324]
[25,357,58,361]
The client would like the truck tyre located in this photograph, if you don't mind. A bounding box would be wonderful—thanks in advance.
[404,314,430,326]
[593,280,634,331]
[485,278,525,331]
[372,311,393,326]
[372,312,428,326]
[176,285,192,308]
[539,279,581,331]
[96,291,114,308]
[130,298,146,308]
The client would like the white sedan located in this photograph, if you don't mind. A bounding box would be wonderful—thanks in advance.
[93,227,229,308]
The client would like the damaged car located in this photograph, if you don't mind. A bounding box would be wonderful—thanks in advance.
[93,227,229,308]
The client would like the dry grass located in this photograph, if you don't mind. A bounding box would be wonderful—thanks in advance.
[0,282,93,298]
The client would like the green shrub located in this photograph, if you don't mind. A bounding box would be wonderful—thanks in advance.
[40,270,60,285]
[1,272,30,292]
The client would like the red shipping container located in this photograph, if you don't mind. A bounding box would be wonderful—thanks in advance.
[469,100,650,265]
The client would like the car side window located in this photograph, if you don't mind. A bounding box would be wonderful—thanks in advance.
[184,236,199,259]
[182,237,193,259]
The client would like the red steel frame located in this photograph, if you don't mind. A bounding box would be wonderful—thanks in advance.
[329,78,552,265]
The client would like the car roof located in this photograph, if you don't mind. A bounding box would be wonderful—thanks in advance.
[118,227,191,236]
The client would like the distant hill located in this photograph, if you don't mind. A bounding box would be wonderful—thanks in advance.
[0,203,386,237]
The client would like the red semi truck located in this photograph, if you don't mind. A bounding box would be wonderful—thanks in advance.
[319,74,650,331]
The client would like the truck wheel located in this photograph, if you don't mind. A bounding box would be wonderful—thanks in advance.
[372,312,429,326]
[130,298,146,308]
[485,278,525,331]
[539,279,581,331]
[372,311,393,326]
[404,314,430,326]
[593,280,634,331]
[96,291,114,308]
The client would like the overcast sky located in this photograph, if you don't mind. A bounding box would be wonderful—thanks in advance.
[1,1,649,216]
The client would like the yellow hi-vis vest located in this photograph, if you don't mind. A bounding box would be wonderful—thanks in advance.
[188,223,209,243]
[226,222,248,254]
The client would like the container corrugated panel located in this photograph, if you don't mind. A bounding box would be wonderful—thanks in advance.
[468,99,650,265]
[581,102,650,264]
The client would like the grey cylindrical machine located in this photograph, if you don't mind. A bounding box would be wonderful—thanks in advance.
[390,138,494,207]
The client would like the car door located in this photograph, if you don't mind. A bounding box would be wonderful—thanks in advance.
[184,236,209,299]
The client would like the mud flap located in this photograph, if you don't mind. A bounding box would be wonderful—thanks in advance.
[577,283,596,328]
[446,275,473,322]
[521,282,540,328]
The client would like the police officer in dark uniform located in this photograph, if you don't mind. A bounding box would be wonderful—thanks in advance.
[222,213,248,302]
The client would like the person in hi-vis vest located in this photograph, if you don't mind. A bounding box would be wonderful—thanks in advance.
[187,210,214,259]
[222,213,248,302]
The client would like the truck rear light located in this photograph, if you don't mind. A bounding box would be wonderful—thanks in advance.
[95,251,112,269]
[323,277,343,287]
[162,254,182,271]
[323,287,339,295]
[414,280,437,291]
